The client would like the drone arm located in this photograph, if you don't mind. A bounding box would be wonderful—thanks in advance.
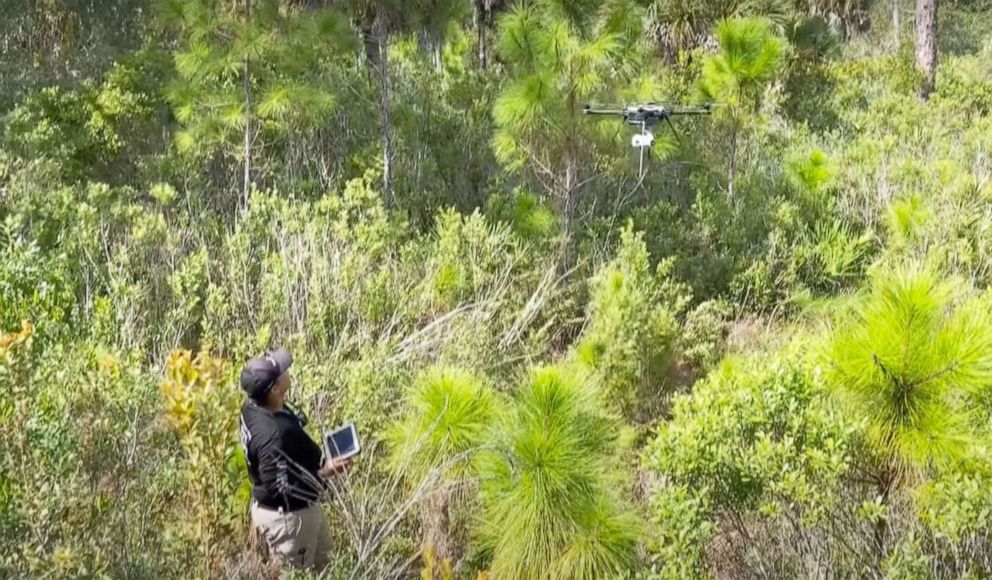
[668,104,714,115]
[582,108,626,116]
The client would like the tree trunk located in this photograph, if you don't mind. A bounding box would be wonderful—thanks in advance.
[559,91,581,272]
[417,31,443,70]
[727,129,737,205]
[361,18,379,68]
[559,150,579,274]
[563,152,578,233]
[375,14,393,197]
[423,494,454,574]
[891,0,900,48]
[428,35,441,71]
[914,0,938,100]
[475,0,489,70]
[242,0,252,208]
[873,463,895,567]
[562,90,580,237]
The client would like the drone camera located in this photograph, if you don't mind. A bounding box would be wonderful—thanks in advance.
[631,132,654,148]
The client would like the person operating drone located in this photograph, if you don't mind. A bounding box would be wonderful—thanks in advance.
[238,349,356,572]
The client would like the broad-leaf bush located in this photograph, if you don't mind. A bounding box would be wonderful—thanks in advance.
[644,347,854,577]
[575,225,690,420]
[0,324,187,576]
[160,349,245,576]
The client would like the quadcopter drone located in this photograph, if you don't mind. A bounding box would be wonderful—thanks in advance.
[582,103,713,149]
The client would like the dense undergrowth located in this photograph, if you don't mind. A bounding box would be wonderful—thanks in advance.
[3,0,992,578]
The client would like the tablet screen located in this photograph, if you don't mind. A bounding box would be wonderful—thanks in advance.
[324,423,360,459]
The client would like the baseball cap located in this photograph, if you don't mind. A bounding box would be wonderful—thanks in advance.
[240,348,293,400]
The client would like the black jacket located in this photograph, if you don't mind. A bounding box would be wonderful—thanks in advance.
[239,400,324,511]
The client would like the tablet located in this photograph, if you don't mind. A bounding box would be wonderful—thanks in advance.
[324,422,361,460]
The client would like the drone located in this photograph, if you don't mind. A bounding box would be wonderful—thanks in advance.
[582,103,713,149]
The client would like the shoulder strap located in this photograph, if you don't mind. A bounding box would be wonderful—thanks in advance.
[282,402,308,428]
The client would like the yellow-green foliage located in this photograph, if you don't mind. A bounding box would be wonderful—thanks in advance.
[387,366,496,483]
[479,365,639,580]
[420,543,455,580]
[826,266,992,470]
[385,363,639,579]
[576,226,689,417]
[647,347,852,513]
[0,320,33,410]
[160,348,245,575]
[698,17,785,116]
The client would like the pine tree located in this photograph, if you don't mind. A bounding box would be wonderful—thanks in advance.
[161,0,353,207]
[387,367,495,563]
[478,365,638,579]
[696,17,784,204]
[826,266,992,555]
[492,0,639,238]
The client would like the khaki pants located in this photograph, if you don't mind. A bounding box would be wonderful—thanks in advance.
[251,501,332,571]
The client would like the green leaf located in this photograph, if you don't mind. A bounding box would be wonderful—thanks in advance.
[494,74,554,134]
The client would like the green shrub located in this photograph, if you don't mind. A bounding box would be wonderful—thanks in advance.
[0,325,190,577]
[644,346,853,576]
[575,225,690,419]
[678,299,731,371]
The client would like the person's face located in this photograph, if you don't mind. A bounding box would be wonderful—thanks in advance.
[273,370,292,398]
[261,370,292,407]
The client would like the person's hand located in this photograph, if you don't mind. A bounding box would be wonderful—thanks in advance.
[319,456,351,478]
